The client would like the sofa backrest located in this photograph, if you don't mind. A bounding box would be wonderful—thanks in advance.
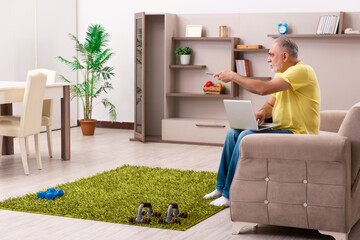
[320,110,347,133]
[338,102,360,185]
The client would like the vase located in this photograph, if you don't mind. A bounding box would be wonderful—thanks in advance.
[180,54,191,65]
[79,119,97,136]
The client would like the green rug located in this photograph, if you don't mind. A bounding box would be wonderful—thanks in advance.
[0,165,224,230]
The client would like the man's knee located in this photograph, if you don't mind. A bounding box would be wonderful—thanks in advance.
[226,128,241,139]
[239,129,257,139]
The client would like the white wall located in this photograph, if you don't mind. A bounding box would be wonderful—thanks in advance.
[2,1,359,123]
[36,0,78,129]
[77,0,360,122]
[0,0,78,129]
[0,0,36,83]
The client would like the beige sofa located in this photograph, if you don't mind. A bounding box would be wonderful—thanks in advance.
[230,103,360,240]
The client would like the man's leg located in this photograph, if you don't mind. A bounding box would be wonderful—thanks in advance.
[204,128,243,199]
[210,129,293,206]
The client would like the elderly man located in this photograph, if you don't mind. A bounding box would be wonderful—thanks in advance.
[204,36,321,207]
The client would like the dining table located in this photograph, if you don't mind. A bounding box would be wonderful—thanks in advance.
[0,81,70,160]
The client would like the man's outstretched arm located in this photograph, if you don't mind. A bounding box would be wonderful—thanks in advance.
[214,70,291,95]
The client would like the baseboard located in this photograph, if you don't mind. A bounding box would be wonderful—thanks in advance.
[130,136,224,147]
[96,121,134,129]
[77,120,134,129]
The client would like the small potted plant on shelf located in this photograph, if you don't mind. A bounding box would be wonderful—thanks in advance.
[175,47,192,65]
[57,24,117,136]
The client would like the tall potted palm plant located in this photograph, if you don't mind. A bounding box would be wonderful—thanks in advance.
[58,24,116,135]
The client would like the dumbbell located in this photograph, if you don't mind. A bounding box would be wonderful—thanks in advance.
[37,188,65,200]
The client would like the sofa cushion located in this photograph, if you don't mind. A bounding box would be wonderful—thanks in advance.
[319,130,338,136]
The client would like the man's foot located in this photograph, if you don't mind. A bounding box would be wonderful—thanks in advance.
[210,196,229,207]
[203,189,222,199]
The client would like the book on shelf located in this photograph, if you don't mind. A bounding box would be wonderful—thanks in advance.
[316,15,339,34]
[235,59,250,77]
[316,16,324,34]
[333,16,340,34]
[236,45,262,49]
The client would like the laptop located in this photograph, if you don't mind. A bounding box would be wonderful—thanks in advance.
[223,100,280,131]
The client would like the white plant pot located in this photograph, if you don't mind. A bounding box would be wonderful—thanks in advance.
[180,54,191,65]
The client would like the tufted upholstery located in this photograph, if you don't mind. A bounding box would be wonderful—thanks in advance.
[230,103,360,239]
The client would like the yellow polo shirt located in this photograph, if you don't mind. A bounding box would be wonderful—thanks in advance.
[272,61,321,134]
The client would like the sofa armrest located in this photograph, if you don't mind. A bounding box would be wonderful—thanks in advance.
[240,134,350,162]
[231,134,352,233]
[320,110,347,133]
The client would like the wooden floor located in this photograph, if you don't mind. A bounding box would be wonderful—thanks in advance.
[0,128,359,240]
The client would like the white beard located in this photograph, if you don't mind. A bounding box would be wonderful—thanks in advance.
[269,58,283,73]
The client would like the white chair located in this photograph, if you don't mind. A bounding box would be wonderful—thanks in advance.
[0,70,47,175]
[2,69,57,158]
[37,69,57,158]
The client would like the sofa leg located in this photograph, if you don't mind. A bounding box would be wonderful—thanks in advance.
[232,221,258,235]
[318,230,348,240]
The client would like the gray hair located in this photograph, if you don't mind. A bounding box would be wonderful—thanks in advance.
[274,36,298,58]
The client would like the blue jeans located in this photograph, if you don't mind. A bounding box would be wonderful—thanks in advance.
[216,128,293,198]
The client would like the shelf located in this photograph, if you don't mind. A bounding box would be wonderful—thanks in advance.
[172,37,236,41]
[169,65,206,69]
[268,34,360,38]
[233,48,269,52]
[166,92,233,98]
